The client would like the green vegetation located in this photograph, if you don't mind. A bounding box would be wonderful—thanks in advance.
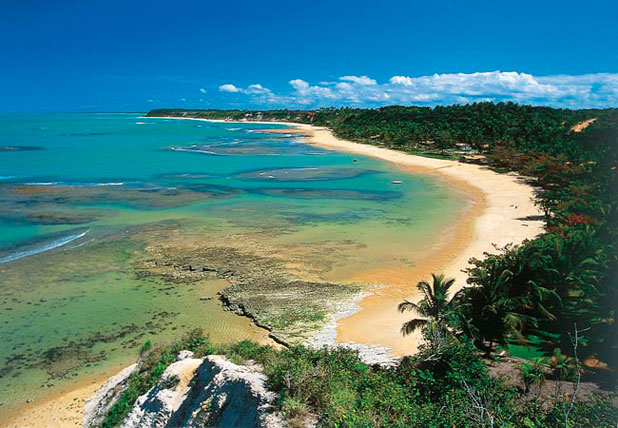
[518,359,546,394]
[106,330,616,428]
[144,104,617,426]
[102,330,224,428]
[397,273,462,343]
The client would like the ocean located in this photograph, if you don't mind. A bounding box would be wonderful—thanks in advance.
[0,113,467,415]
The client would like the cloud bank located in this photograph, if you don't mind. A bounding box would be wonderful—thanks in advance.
[218,71,618,108]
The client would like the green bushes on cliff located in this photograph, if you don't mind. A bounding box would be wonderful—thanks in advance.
[101,330,224,428]
[101,330,617,428]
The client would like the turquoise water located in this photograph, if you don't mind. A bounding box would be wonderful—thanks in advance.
[0,113,468,416]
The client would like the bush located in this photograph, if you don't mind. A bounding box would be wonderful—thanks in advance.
[101,328,617,428]
[518,359,546,394]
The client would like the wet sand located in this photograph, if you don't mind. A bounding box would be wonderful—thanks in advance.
[4,374,105,428]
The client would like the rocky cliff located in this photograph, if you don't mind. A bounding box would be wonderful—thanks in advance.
[83,351,286,428]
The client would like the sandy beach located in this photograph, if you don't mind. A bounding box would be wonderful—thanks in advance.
[148,117,544,354]
[6,118,544,426]
[3,375,105,428]
[291,124,545,355]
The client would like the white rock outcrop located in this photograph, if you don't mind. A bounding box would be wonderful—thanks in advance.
[83,363,137,428]
[84,352,286,428]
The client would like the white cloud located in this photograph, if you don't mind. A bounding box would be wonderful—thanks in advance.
[217,71,618,108]
[290,79,332,98]
[199,88,207,93]
[388,71,559,99]
[219,84,241,93]
[389,76,414,86]
[245,84,271,94]
[340,75,377,85]
[289,79,309,91]
[219,83,273,100]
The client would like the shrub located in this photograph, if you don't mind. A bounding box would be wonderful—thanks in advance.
[518,359,546,393]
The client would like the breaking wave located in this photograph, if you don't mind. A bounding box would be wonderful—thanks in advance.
[0,230,89,263]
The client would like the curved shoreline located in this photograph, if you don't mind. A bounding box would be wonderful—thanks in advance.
[6,117,544,427]
[147,116,544,355]
[292,124,544,355]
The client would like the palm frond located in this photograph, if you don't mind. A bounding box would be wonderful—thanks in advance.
[400,318,427,336]
[397,300,423,314]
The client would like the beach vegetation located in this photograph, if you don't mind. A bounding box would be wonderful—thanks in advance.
[103,330,617,428]
[397,273,463,347]
[147,104,618,424]
[518,359,546,394]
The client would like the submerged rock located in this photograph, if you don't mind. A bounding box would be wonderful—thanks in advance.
[137,244,359,346]
[84,352,286,428]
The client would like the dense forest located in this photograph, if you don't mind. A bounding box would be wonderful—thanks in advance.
[145,104,618,427]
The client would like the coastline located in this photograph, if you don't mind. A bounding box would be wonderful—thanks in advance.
[6,117,544,427]
[146,117,544,355]
[144,117,543,355]
[293,124,544,355]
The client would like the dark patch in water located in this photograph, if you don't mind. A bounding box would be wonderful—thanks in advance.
[0,210,102,225]
[250,187,402,201]
[234,167,380,182]
[168,139,330,157]
[0,320,171,382]
[0,146,43,151]
[0,181,242,211]
[279,209,380,225]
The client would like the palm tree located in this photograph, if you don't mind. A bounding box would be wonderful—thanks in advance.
[398,274,463,344]
[462,241,563,356]
[462,274,529,355]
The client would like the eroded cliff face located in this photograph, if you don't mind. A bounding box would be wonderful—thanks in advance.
[83,363,138,428]
[83,352,286,428]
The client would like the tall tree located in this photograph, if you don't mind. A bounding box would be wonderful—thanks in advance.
[398,274,463,347]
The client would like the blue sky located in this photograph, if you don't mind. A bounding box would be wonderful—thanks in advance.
[1,0,617,112]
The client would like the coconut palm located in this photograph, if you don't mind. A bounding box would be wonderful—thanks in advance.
[398,274,463,342]
[462,256,539,355]
[461,241,565,355]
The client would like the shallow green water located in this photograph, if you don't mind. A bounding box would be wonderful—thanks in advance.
[0,113,468,414]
